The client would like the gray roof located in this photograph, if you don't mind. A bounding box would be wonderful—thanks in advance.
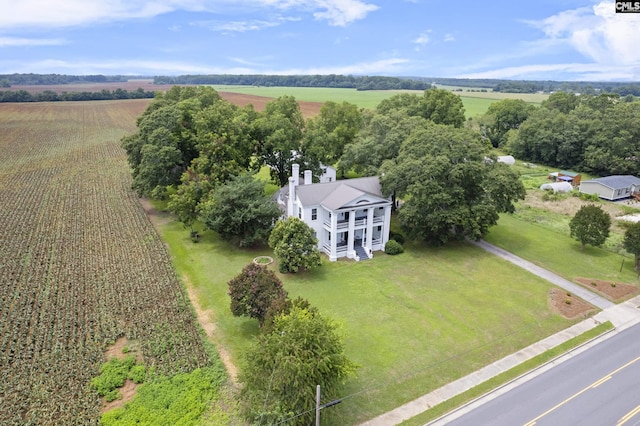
[584,175,640,190]
[295,176,390,210]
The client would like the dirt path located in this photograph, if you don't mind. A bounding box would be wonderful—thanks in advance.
[138,198,239,385]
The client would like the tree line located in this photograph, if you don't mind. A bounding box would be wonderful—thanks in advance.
[0,73,129,86]
[0,88,155,102]
[472,92,640,177]
[153,74,432,90]
[416,77,640,95]
[122,85,526,248]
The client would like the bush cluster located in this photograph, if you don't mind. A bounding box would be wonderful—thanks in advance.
[385,239,404,255]
[91,355,146,402]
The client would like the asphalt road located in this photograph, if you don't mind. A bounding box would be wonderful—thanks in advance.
[443,322,640,426]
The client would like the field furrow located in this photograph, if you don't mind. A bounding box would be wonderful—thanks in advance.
[0,100,210,423]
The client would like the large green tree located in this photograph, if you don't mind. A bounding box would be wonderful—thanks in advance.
[569,204,611,250]
[380,122,525,245]
[339,110,428,176]
[482,99,535,147]
[121,86,227,197]
[269,217,322,273]
[198,174,281,247]
[227,263,288,327]
[623,222,640,271]
[307,101,362,167]
[420,88,466,128]
[239,302,357,425]
[253,96,305,186]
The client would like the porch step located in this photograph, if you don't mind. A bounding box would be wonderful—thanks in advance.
[354,245,370,261]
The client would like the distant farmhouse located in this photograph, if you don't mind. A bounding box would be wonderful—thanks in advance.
[579,175,640,201]
[277,164,392,261]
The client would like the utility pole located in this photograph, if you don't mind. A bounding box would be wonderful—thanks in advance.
[315,385,321,426]
[315,385,343,426]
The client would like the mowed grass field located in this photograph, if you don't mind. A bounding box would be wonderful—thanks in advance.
[213,85,548,117]
[159,215,578,424]
[0,100,218,424]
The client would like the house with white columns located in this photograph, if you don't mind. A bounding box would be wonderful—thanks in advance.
[279,164,392,261]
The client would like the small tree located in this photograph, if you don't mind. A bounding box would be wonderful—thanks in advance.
[269,217,322,273]
[238,301,357,425]
[227,263,288,327]
[569,204,611,250]
[623,222,640,270]
[198,174,281,247]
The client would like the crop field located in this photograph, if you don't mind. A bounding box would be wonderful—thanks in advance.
[0,100,212,424]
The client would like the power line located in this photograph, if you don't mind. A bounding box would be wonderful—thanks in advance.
[273,319,548,424]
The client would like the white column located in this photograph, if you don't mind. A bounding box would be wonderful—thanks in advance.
[366,208,374,254]
[330,211,338,261]
[347,210,355,258]
[382,204,392,249]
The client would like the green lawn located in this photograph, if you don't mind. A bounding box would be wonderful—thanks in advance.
[212,85,541,118]
[401,321,614,425]
[213,85,401,110]
[485,214,640,286]
[158,217,579,424]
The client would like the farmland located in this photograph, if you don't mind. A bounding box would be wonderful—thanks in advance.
[0,100,213,424]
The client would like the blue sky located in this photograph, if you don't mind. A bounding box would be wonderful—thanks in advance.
[0,0,638,81]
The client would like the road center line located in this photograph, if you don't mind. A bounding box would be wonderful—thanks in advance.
[618,404,640,426]
[590,375,611,388]
[523,356,640,425]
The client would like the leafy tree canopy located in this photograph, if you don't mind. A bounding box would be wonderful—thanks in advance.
[252,96,305,187]
[623,222,640,271]
[482,98,536,147]
[198,173,281,247]
[239,301,357,425]
[227,263,288,327]
[420,88,466,128]
[569,204,611,250]
[269,217,322,273]
[381,122,525,245]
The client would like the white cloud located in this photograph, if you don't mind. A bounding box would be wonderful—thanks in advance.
[0,37,66,47]
[0,0,378,29]
[412,30,430,52]
[525,1,640,66]
[0,57,409,76]
[192,18,292,33]
[457,62,640,81]
[443,33,455,42]
[310,0,379,26]
[275,58,409,75]
[413,32,430,45]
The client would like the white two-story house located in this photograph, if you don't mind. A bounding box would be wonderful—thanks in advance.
[278,164,392,261]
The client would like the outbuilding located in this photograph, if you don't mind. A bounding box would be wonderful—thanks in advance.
[540,182,573,193]
[579,175,640,201]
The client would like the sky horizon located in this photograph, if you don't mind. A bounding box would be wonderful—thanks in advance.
[1,1,639,82]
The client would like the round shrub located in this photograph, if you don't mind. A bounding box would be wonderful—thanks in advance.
[385,240,404,255]
[389,231,405,245]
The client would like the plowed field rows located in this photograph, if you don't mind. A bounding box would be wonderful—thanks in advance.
[0,100,210,424]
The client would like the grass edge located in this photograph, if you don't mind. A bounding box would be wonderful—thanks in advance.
[400,320,614,425]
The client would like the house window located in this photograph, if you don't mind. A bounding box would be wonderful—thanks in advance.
[312,208,317,220]
[298,207,302,219]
